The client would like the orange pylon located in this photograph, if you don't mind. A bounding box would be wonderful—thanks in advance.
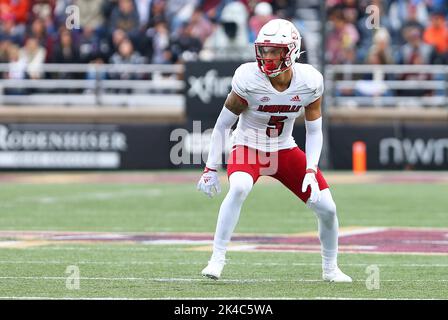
[352,141,367,174]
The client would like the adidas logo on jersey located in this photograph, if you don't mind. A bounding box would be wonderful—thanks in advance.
[290,95,301,102]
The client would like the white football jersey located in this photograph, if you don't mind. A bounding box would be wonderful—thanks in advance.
[231,62,324,152]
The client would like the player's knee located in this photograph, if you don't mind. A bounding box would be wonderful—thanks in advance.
[311,195,337,220]
[229,172,253,200]
[317,189,337,215]
[326,200,337,217]
[318,199,337,220]
[230,181,252,200]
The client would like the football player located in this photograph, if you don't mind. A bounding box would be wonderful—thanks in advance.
[197,19,352,283]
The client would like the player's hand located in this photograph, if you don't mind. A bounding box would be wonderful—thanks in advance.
[197,167,221,198]
[301,169,321,203]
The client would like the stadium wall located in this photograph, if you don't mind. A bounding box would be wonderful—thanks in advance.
[0,121,447,171]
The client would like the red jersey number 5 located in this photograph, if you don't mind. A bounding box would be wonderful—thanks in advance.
[266,116,287,137]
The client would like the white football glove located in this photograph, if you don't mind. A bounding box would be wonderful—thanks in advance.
[301,169,321,204]
[197,167,221,198]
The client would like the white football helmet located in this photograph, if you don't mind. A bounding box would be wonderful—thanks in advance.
[254,19,302,77]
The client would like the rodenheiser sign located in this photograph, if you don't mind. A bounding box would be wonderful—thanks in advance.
[0,124,127,169]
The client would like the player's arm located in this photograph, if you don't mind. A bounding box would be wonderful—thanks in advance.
[301,97,323,203]
[304,96,323,173]
[197,91,248,197]
[223,91,249,115]
[206,91,247,170]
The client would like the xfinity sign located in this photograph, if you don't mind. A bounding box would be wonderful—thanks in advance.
[187,69,232,104]
[185,61,243,122]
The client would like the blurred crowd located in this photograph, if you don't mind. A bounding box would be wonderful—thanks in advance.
[0,0,296,82]
[327,0,448,64]
[327,0,448,98]
[0,0,447,95]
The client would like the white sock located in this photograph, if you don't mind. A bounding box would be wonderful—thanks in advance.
[306,188,339,271]
[211,171,253,262]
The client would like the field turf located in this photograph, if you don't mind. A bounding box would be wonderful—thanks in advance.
[0,171,447,300]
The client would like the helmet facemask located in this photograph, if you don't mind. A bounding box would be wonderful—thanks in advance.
[255,42,296,78]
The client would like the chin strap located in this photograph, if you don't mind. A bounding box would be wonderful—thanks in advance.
[266,66,290,78]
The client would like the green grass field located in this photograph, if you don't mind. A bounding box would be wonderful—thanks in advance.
[0,171,447,299]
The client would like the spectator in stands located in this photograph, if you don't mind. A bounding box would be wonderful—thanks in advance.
[19,36,46,79]
[271,0,296,20]
[110,37,145,65]
[6,44,26,80]
[165,0,199,35]
[54,0,76,26]
[31,1,57,40]
[27,16,56,62]
[200,1,252,61]
[68,1,109,63]
[78,25,110,63]
[134,0,153,30]
[423,10,448,64]
[397,26,436,64]
[367,28,395,65]
[136,0,167,59]
[101,0,119,21]
[396,26,436,97]
[170,21,203,62]
[249,2,276,42]
[27,18,50,48]
[109,38,145,82]
[0,0,30,24]
[145,20,171,64]
[0,14,25,45]
[339,0,361,25]
[149,0,167,27]
[51,28,80,64]
[0,38,11,63]
[105,28,129,63]
[390,0,429,43]
[31,0,56,21]
[326,9,359,64]
[110,0,140,41]
[429,0,448,13]
[355,28,394,98]
[5,44,26,94]
[356,0,393,62]
[74,0,104,31]
[188,7,213,44]
[198,0,234,22]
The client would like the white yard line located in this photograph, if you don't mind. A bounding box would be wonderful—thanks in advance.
[0,276,447,283]
[0,260,447,268]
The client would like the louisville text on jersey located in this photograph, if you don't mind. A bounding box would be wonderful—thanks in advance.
[257,105,302,113]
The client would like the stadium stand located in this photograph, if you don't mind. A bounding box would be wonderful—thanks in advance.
[0,0,447,118]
